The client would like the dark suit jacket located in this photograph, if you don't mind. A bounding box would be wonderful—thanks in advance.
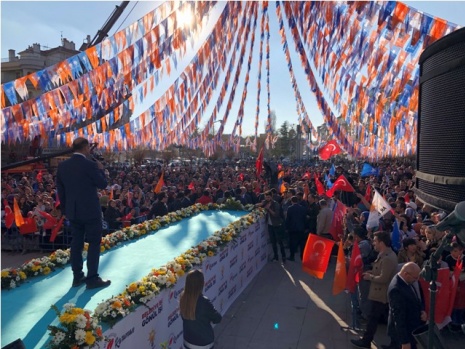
[57,154,108,221]
[286,203,307,232]
[387,274,424,345]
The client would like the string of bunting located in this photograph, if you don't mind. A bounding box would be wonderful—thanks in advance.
[228,1,260,153]
[275,1,320,149]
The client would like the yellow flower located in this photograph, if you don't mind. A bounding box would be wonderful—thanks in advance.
[112,300,122,309]
[128,283,138,293]
[85,331,96,345]
[1,271,9,278]
[207,251,214,257]
[176,269,185,277]
[19,271,26,280]
[71,308,85,315]
[43,267,51,275]
[100,246,105,253]
[139,285,146,292]
[59,313,77,324]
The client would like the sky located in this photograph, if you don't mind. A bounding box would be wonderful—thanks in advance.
[2,1,465,139]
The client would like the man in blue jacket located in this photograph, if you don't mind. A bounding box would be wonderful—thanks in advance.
[57,138,110,289]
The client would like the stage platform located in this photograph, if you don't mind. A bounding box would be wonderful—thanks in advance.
[2,210,262,349]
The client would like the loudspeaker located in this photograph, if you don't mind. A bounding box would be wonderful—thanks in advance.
[1,339,26,349]
[415,27,465,213]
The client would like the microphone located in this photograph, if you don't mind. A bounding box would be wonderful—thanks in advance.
[433,201,465,244]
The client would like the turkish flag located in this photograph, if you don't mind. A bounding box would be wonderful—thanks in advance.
[50,216,64,242]
[419,268,455,327]
[364,184,372,202]
[302,234,335,279]
[346,242,364,293]
[325,174,355,197]
[255,145,264,177]
[19,217,38,235]
[36,170,43,183]
[318,140,342,160]
[332,241,347,295]
[188,182,195,190]
[314,173,325,196]
[3,200,14,228]
[329,200,346,241]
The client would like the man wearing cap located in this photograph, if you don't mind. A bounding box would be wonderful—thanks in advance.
[57,137,111,289]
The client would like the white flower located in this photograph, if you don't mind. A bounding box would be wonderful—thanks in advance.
[75,314,87,328]
[111,311,117,318]
[10,280,16,288]
[63,303,75,311]
[75,329,86,344]
[53,331,66,344]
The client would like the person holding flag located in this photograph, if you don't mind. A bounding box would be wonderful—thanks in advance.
[351,231,398,349]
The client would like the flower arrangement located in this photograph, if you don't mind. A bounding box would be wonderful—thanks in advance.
[93,295,134,327]
[46,303,105,349]
[4,205,265,346]
[1,268,26,289]
[123,279,159,304]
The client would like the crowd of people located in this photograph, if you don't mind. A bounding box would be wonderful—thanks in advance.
[1,147,464,347]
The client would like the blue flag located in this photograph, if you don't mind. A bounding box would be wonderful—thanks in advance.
[391,220,401,253]
[329,164,336,176]
[324,174,333,189]
[361,163,378,177]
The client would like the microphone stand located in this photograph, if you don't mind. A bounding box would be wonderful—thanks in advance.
[421,230,455,348]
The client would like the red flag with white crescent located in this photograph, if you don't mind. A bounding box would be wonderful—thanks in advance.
[302,234,335,279]
[255,145,264,177]
[50,216,65,242]
[419,268,453,326]
[3,199,14,228]
[329,200,346,241]
[318,140,342,160]
[325,174,355,197]
[314,173,325,196]
[346,241,364,293]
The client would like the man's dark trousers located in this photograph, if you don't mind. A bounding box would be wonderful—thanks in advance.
[70,218,102,281]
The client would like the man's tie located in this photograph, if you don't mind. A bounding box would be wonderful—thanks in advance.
[410,284,419,301]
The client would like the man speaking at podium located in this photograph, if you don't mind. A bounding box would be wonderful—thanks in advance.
[57,137,111,290]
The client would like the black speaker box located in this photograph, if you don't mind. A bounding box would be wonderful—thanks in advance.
[415,27,465,212]
[1,339,26,349]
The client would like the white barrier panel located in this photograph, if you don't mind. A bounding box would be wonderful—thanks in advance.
[96,217,268,349]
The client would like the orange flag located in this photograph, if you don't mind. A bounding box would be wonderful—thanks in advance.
[109,188,114,201]
[154,172,164,194]
[302,234,335,279]
[13,197,24,227]
[332,241,347,295]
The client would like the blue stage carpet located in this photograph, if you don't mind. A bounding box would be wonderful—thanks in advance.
[1,210,247,348]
